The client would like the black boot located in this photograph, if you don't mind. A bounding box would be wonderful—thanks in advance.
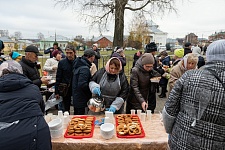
[159,94,166,98]
[158,86,167,98]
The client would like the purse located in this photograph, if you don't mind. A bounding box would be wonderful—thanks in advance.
[58,83,70,97]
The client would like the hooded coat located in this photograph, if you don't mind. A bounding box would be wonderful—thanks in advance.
[126,58,161,112]
[72,56,92,109]
[0,73,51,150]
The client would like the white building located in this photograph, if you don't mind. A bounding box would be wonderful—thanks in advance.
[147,20,167,47]
[40,35,70,50]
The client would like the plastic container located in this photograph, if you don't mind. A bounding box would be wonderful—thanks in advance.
[48,118,62,130]
[50,126,63,139]
[100,123,114,140]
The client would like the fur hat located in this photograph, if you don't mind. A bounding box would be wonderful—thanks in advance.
[174,49,184,58]
[0,60,23,77]
[141,53,155,65]
[145,42,157,53]
[206,39,225,62]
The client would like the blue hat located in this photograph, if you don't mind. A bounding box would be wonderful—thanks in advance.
[12,52,21,60]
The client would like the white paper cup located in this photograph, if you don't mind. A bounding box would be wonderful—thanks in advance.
[137,109,142,117]
[131,109,136,115]
[147,110,152,121]
[140,113,146,122]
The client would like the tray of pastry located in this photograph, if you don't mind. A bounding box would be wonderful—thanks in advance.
[150,77,161,83]
[116,114,145,138]
[64,116,95,139]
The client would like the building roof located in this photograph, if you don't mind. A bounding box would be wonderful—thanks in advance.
[0,36,14,43]
[42,35,69,42]
[146,20,167,34]
[92,35,113,42]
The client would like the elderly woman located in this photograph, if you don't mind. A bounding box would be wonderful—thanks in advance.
[168,53,198,92]
[89,57,129,114]
[126,53,161,114]
[162,39,225,150]
[0,60,51,150]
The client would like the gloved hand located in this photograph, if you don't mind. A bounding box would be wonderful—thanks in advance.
[106,106,116,113]
[93,87,101,96]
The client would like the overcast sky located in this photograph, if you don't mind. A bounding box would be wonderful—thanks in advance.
[1,0,225,39]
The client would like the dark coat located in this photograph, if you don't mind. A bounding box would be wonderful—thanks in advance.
[126,59,161,111]
[55,57,76,96]
[159,56,171,85]
[184,48,192,56]
[197,56,205,68]
[0,73,51,150]
[72,56,92,109]
[90,67,129,102]
[19,57,42,88]
[93,48,100,69]
[44,47,64,58]
[111,52,126,72]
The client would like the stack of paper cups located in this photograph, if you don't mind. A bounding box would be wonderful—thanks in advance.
[105,111,114,124]
[130,109,136,115]
[147,110,152,121]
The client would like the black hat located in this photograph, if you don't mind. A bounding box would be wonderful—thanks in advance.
[84,49,96,57]
[184,42,192,47]
[25,45,43,56]
[145,42,157,53]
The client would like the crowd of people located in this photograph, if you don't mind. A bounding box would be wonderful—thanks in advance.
[0,39,224,150]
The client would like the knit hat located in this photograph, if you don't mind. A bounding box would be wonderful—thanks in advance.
[0,60,23,77]
[206,39,225,62]
[52,50,61,58]
[84,49,96,57]
[145,42,157,53]
[11,52,21,60]
[92,43,98,48]
[174,49,184,58]
[141,53,155,65]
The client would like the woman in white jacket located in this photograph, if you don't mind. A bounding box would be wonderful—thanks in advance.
[43,50,62,80]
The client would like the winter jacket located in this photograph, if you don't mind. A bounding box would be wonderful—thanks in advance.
[184,47,192,56]
[19,57,42,88]
[163,61,225,150]
[168,60,186,92]
[89,67,129,111]
[92,48,100,69]
[111,52,126,72]
[44,47,63,58]
[126,58,161,111]
[197,56,205,68]
[159,56,171,85]
[72,56,92,109]
[43,57,59,80]
[0,73,51,150]
[55,57,75,96]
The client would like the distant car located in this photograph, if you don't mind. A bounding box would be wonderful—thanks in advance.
[125,47,136,50]
[158,46,166,51]
[106,47,112,51]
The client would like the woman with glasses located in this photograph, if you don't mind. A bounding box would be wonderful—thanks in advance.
[126,53,161,114]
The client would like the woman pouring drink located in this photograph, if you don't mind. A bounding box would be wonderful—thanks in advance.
[89,57,129,114]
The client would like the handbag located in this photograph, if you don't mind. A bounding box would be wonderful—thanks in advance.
[58,83,70,97]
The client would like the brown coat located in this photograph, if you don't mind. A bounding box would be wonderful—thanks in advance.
[168,60,186,92]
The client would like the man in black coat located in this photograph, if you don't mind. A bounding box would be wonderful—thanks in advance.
[72,49,96,115]
[183,42,192,56]
[44,42,64,58]
[55,45,77,113]
[19,45,49,88]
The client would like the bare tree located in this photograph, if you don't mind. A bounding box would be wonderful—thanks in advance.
[14,31,22,40]
[37,32,45,40]
[54,0,177,47]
